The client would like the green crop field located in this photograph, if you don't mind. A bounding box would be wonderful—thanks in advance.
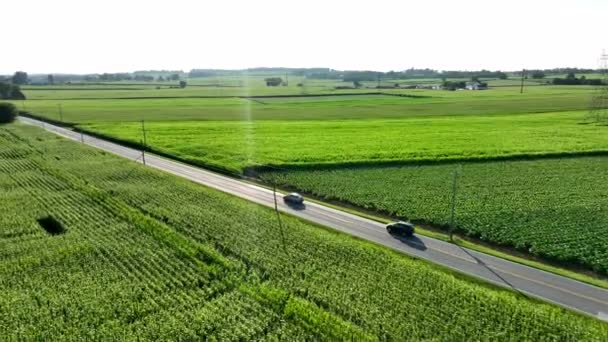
[260,157,608,273]
[19,76,595,100]
[20,76,360,99]
[16,82,594,125]
[4,124,606,339]
[78,111,605,172]
[12,79,608,276]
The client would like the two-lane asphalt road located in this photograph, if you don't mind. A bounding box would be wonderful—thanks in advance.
[21,116,608,322]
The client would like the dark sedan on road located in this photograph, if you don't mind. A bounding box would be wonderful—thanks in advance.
[283,192,304,205]
[386,221,415,237]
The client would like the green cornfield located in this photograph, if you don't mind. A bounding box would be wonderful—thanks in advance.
[1,123,607,339]
[260,158,608,273]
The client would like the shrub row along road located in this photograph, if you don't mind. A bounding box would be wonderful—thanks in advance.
[20,116,608,322]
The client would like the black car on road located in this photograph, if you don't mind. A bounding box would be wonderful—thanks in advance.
[283,192,304,205]
[386,221,415,237]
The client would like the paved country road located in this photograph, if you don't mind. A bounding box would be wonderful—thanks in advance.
[20,116,608,322]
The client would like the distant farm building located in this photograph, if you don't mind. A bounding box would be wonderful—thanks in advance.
[416,84,438,90]
[465,81,488,90]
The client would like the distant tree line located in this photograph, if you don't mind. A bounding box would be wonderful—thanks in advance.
[0,71,186,85]
[189,69,242,78]
[0,82,25,100]
[519,67,596,76]
[439,70,508,79]
[5,66,603,87]
[552,73,604,86]
[11,71,29,85]
[0,71,30,85]
[343,71,382,82]
[338,69,508,84]
[89,73,132,82]
[189,68,336,78]
[134,75,155,82]
[133,70,183,76]
[80,72,183,82]
[264,77,284,86]
[530,71,546,79]
[187,67,605,82]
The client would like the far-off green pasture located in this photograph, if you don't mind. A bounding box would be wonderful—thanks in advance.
[20,76,358,99]
[17,84,594,124]
[19,73,598,100]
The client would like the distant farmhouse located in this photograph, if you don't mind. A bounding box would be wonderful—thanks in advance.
[415,84,441,90]
[465,81,488,90]
[417,80,489,91]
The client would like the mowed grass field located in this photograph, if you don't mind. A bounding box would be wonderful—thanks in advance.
[15,79,608,275]
[5,124,607,339]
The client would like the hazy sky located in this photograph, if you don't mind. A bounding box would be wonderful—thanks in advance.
[4,0,607,74]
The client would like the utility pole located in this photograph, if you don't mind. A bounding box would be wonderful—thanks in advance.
[272,180,288,253]
[301,76,307,95]
[58,104,63,122]
[448,167,460,242]
[587,50,608,122]
[141,120,147,165]
[520,69,526,94]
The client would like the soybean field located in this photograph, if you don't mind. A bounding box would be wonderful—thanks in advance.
[78,111,607,173]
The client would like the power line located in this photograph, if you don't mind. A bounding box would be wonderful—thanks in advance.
[58,103,63,122]
[141,120,147,165]
[587,50,608,123]
[448,166,461,242]
[272,180,288,255]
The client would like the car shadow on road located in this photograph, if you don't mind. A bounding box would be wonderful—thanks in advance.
[390,234,427,251]
[284,202,306,211]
